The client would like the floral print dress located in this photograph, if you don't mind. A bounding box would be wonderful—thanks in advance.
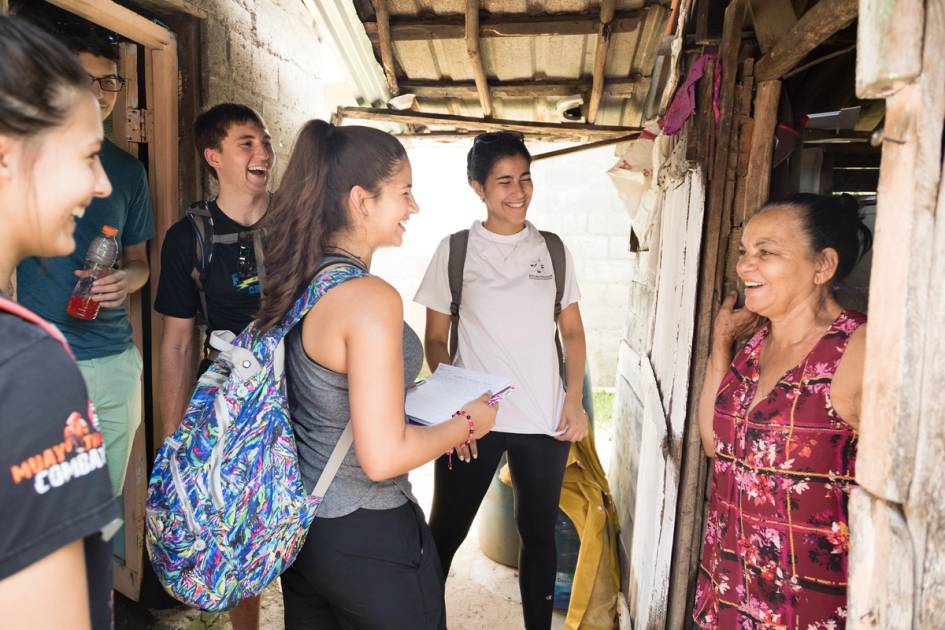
[693,310,865,630]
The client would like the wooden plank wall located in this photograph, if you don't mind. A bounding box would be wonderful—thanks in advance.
[849,1,945,628]
[612,158,705,630]
[667,2,783,624]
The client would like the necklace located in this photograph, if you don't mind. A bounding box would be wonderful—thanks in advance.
[495,240,520,263]
[325,244,366,265]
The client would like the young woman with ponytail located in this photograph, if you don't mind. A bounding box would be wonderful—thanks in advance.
[257,120,498,629]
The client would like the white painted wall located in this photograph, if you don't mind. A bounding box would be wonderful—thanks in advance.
[371,139,634,387]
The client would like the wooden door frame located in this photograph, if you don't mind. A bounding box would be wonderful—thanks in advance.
[40,0,179,600]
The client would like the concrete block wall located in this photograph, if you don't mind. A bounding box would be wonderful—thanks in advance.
[191,0,327,184]
[373,140,634,387]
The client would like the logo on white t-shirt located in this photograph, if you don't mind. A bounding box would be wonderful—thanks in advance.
[528,258,552,280]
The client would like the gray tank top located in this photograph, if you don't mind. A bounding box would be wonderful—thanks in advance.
[286,321,423,518]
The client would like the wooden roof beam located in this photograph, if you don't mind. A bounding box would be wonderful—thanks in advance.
[362,10,645,41]
[398,76,642,99]
[336,106,641,139]
[749,0,797,53]
[587,0,616,123]
[45,0,173,49]
[465,0,493,118]
[754,0,858,81]
[372,0,399,96]
[531,132,638,161]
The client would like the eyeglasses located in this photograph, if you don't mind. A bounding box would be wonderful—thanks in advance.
[237,237,257,281]
[88,74,126,93]
[473,131,525,145]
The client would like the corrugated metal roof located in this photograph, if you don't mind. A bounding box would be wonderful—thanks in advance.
[352,1,670,130]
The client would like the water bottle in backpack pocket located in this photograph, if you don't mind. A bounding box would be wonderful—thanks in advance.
[145,260,365,611]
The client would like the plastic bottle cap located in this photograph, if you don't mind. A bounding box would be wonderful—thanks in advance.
[101,225,118,237]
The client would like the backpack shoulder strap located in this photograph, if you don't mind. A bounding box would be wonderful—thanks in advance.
[447,230,470,361]
[539,230,568,387]
[539,230,566,319]
[185,201,214,323]
[0,297,74,359]
[271,257,369,335]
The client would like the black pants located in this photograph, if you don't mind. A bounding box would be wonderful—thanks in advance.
[429,431,571,630]
[281,502,446,630]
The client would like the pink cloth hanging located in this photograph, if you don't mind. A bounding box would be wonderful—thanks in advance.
[661,52,720,136]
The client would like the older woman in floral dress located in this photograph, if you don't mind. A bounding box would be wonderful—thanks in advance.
[693,193,872,630]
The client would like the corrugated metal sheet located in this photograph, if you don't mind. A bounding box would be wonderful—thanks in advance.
[354,1,669,129]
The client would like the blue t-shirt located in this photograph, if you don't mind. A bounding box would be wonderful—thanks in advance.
[16,139,155,360]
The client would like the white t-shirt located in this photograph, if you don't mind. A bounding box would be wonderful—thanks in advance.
[414,220,580,435]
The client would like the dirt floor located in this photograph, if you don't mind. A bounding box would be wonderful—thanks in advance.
[117,424,615,630]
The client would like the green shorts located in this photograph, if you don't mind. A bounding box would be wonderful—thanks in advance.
[78,345,143,496]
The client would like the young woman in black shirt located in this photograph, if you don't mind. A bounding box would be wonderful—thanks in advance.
[0,16,118,630]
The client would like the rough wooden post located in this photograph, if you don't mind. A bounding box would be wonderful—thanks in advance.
[737,79,781,222]
[372,0,399,96]
[902,6,945,626]
[851,3,945,629]
[465,0,493,118]
[856,0,923,98]
[587,0,617,123]
[848,489,915,629]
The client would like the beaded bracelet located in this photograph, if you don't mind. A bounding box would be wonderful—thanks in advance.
[446,409,475,470]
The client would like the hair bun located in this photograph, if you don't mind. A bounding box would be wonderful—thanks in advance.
[836,193,860,216]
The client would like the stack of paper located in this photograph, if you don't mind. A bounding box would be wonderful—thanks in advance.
[405,364,513,426]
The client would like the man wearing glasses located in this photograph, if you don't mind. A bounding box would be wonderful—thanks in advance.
[16,31,154,497]
[154,103,273,630]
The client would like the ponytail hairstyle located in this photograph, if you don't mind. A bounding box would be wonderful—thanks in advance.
[256,120,407,331]
[764,193,873,286]
[0,15,90,140]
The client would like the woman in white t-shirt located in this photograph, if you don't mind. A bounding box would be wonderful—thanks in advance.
[415,131,589,629]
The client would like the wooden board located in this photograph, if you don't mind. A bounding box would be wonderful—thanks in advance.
[362,10,645,41]
[336,106,641,138]
[399,77,641,99]
[858,86,924,502]
[912,128,945,630]
[895,8,945,626]
[664,169,712,630]
[856,0,924,98]
[145,42,180,453]
[847,489,915,629]
[44,0,172,49]
[587,0,617,123]
[739,80,781,220]
[110,41,146,602]
[753,0,858,81]
[625,162,705,629]
[749,0,797,53]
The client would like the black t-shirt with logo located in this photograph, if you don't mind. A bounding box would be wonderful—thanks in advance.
[0,312,119,630]
[155,200,262,337]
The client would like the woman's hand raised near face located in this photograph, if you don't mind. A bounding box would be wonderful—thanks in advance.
[713,292,764,350]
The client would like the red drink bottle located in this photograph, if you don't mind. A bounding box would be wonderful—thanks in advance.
[67,225,119,321]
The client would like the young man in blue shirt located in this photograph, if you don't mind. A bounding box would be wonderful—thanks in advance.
[16,31,154,497]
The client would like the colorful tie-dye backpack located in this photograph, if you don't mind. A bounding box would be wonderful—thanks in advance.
[146,260,366,611]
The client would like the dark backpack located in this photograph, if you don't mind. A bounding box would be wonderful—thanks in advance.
[447,228,567,384]
[185,201,266,336]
